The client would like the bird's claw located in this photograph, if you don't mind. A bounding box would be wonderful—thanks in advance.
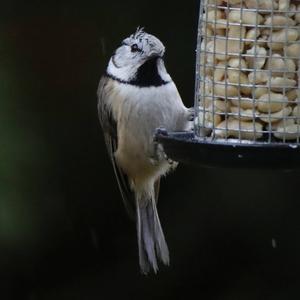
[166,155,175,165]
[187,107,195,122]
[155,127,168,136]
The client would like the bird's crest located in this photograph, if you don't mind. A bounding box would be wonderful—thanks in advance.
[133,27,146,40]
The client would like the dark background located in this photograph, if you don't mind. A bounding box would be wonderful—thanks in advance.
[1,0,300,299]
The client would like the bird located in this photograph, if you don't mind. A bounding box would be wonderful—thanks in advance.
[97,28,193,274]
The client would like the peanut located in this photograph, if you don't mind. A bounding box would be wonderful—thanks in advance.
[259,106,292,123]
[215,119,263,139]
[257,93,288,113]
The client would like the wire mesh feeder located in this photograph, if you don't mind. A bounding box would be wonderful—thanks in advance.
[156,0,300,168]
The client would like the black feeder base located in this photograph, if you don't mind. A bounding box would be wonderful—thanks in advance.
[155,129,300,170]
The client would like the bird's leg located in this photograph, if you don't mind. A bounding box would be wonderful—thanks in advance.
[149,141,164,166]
[150,141,176,167]
[150,127,176,166]
[187,107,195,122]
[150,128,166,165]
[185,107,195,132]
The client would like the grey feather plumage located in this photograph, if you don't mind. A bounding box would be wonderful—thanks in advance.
[97,29,193,273]
[97,76,136,218]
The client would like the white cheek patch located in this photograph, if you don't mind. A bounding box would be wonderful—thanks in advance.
[117,43,144,65]
[107,45,145,82]
[108,56,139,82]
[113,47,131,68]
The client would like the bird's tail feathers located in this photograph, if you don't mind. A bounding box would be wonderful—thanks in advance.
[136,189,169,274]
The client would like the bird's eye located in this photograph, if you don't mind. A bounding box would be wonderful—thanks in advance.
[131,44,140,52]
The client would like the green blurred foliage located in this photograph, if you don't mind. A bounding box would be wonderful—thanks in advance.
[0,27,71,273]
[0,43,39,247]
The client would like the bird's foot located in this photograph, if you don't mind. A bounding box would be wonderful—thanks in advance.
[187,107,195,122]
[164,153,175,165]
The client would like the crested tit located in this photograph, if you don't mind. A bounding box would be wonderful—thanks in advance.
[97,28,192,274]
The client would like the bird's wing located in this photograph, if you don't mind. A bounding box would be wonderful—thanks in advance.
[97,76,136,219]
[154,178,160,204]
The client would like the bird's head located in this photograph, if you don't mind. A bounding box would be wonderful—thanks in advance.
[107,28,171,86]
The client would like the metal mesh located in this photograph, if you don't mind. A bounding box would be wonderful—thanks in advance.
[195,0,300,144]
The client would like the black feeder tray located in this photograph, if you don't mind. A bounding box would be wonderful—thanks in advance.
[155,129,300,170]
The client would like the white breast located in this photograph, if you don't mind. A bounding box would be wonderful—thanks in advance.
[108,81,188,182]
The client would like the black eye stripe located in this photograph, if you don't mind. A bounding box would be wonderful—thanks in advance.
[131,43,142,53]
